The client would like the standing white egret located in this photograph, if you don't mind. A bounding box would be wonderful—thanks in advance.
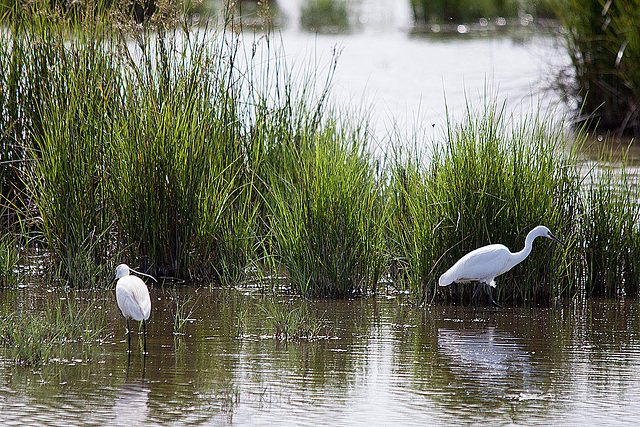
[115,264,156,353]
[438,225,564,309]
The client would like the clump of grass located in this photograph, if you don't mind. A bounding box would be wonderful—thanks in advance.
[172,295,198,334]
[301,0,349,33]
[410,0,519,24]
[579,146,640,297]
[9,3,122,286]
[108,25,253,280]
[555,0,640,136]
[386,99,579,305]
[3,2,261,285]
[266,112,385,298]
[258,297,325,340]
[0,296,104,366]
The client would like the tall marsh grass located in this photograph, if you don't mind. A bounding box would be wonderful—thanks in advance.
[0,227,20,287]
[2,3,267,284]
[266,115,384,297]
[26,19,117,284]
[3,1,640,304]
[579,149,640,297]
[109,28,254,280]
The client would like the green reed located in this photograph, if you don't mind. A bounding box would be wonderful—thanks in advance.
[265,110,385,297]
[2,2,263,284]
[386,99,580,305]
[579,146,640,297]
[0,227,20,287]
[108,26,254,280]
[12,5,119,285]
[1,2,51,212]
[4,1,640,304]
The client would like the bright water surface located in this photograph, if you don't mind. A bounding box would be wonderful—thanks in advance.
[267,0,570,142]
[2,287,640,426]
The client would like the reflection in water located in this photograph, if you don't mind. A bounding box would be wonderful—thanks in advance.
[111,380,150,426]
[111,353,149,426]
[435,325,554,413]
[438,327,533,387]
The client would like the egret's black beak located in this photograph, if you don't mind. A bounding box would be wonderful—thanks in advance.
[548,232,565,247]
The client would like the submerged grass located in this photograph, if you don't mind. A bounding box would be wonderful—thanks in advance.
[172,294,197,334]
[258,297,326,340]
[0,295,104,366]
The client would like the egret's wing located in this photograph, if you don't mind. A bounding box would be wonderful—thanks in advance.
[130,279,151,320]
[440,244,511,285]
[116,277,151,321]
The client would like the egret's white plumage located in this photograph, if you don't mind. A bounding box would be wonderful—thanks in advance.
[439,225,563,308]
[115,264,155,353]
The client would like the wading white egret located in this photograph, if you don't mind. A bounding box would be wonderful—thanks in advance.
[438,225,564,309]
[115,264,156,353]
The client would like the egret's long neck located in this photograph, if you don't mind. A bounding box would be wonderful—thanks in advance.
[507,230,538,270]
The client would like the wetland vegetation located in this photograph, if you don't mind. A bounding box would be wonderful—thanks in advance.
[1,0,640,369]
[2,6,640,427]
[1,0,639,300]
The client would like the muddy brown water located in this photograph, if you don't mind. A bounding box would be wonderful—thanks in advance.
[2,284,640,426]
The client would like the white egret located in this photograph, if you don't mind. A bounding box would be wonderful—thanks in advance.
[115,264,156,353]
[438,225,564,309]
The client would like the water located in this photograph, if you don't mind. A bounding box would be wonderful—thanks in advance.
[261,0,570,142]
[3,287,640,426]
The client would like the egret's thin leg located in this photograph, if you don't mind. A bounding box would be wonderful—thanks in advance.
[125,351,132,380]
[486,284,504,309]
[472,283,481,310]
[143,320,147,354]
[126,318,131,352]
[142,352,147,379]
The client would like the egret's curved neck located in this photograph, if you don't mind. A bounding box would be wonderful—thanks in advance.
[508,230,539,269]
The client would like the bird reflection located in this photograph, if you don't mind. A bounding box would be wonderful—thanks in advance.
[437,327,534,386]
[112,353,149,426]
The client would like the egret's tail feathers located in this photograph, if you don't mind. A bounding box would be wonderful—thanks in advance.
[438,274,452,287]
